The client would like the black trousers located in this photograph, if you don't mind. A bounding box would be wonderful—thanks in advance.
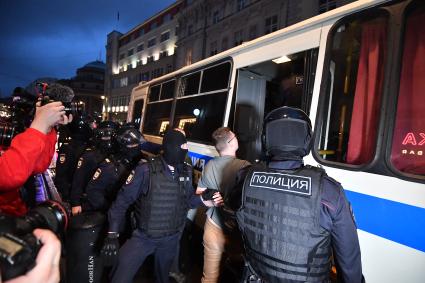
[111,229,181,283]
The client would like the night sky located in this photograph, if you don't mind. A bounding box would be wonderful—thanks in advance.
[0,0,175,97]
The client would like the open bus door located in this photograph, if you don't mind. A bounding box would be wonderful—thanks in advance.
[233,69,266,162]
[232,49,318,163]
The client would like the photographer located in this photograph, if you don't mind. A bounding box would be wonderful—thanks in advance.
[1,228,61,283]
[0,101,72,216]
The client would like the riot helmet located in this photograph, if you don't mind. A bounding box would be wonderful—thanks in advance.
[263,106,312,160]
[162,129,188,166]
[68,113,93,142]
[116,127,146,160]
[94,121,118,152]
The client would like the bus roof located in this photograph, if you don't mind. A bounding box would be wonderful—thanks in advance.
[132,0,390,92]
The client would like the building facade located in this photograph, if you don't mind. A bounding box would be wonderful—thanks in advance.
[104,2,182,121]
[64,60,105,119]
[176,0,354,68]
[104,0,354,121]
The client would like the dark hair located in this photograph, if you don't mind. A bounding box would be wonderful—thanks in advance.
[212,127,232,153]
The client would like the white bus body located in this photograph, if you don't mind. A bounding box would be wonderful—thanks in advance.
[128,1,425,282]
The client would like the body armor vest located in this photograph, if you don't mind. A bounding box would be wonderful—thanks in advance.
[237,164,331,283]
[135,156,190,238]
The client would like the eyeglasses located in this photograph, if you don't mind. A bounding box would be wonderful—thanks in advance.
[227,135,236,144]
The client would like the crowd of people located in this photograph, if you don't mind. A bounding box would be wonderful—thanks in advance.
[0,86,364,283]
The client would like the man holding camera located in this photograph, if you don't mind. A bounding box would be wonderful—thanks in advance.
[196,127,250,283]
[1,228,61,283]
[0,101,72,216]
[0,97,72,283]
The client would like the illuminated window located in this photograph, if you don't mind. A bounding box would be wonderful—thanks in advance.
[159,121,170,135]
[144,102,172,136]
[178,118,197,130]
[185,47,193,66]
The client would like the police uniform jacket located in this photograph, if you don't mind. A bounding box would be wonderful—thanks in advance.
[235,160,363,283]
[70,148,108,207]
[54,139,88,200]
[108,156,203,234]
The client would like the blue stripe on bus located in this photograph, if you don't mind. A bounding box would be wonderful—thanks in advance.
[188,151,214,170]
[141,146,425,252]
[188,151,214,162]
[345,190,425,253]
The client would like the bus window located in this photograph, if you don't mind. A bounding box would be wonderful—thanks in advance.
[174,92,227,142]
[149,85,160,102]
[179,72,201,96]
[264,52,309,116]
[200,62,231,92]
[317,14,388,165]
[132,99,144,128]
[143,101,172,136]
[390,5,425,176]
[161,80,175,100]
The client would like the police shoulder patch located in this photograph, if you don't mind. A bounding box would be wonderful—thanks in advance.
[77,158,84,169]
[92,168,102,180]
[126,170,135,185]
[59,154,66,164]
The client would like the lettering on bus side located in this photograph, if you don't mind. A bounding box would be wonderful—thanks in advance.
[249,172,312,196]
[401,132,424,156]
[191,156,206,171]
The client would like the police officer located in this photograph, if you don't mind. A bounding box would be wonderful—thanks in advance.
[82,127,145,212]
[54,113,93,201]
[65,126,145,283]
[70,121,119,215]
[101,129,222,283]
[233,107,363,283]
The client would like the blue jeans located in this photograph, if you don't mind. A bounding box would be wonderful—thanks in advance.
[111,229,181,283]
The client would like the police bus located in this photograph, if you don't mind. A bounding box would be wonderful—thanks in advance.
[126,0,425,282]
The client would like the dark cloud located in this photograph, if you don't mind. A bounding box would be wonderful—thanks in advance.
[0,0,175,97]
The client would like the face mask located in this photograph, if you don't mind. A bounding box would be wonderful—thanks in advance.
[162,130,188,166]
[122,146,141,161]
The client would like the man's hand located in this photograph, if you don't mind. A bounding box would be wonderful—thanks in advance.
[201,192,224,207]
[5,229,61,283]
[212,192,224,207]
[196,186,206,195]
[101,232,120,266]
[71,206,82,215]
[30,101,72,134]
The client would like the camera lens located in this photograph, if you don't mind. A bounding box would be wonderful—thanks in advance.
[18,201,68,235]
[0,124,16,147]
[64,101,84,116]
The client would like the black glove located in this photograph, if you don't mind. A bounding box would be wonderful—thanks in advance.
[101,232,119,266]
